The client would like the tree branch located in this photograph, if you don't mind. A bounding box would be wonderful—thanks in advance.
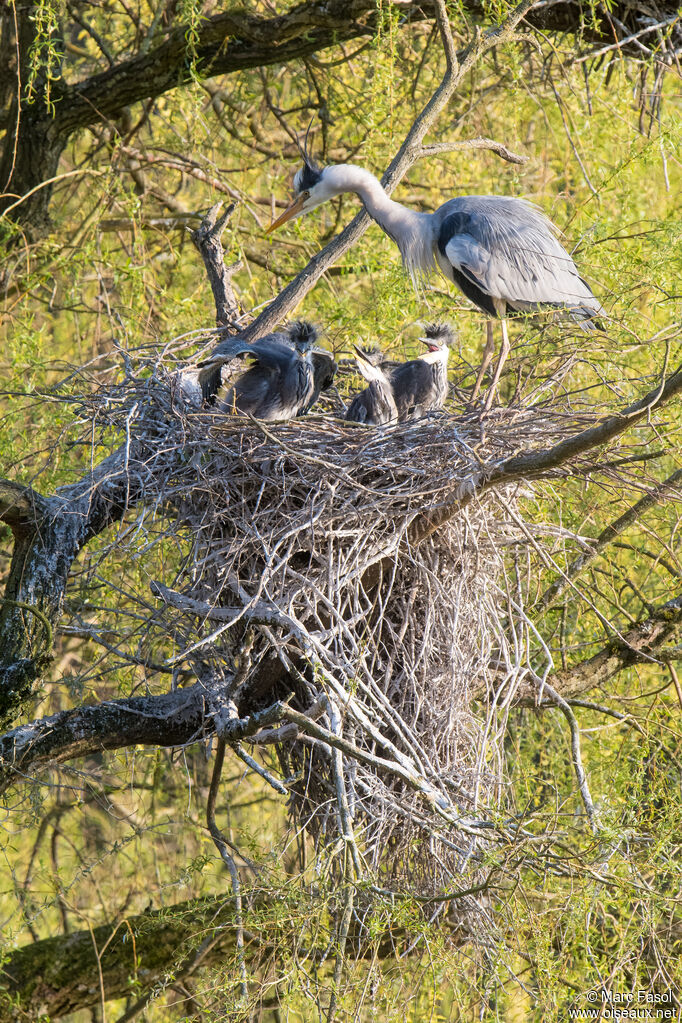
[410,359,682,544]
[190,202,241,329]
[0,884,419,1022]
[420,136,528,164]
[538,466,682,609]
[0,478,46,535]
[0,895,240,1022]
[0,684,209,795]
[0,444,158,728]
[476,593,682,705]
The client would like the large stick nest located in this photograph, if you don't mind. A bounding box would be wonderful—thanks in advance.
[74,365,600,900]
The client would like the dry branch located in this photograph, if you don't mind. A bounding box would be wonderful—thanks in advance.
[410,359,682,543]
[0,478,46,535]
[190,202,241,329]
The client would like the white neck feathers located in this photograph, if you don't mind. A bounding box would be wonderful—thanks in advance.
[322,165,437,283]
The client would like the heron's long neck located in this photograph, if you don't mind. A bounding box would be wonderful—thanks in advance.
[324,165,428,254]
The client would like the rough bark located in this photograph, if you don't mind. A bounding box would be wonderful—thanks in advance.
[190,201,241,329]
[0,896,239,1022]
[0,684,207,795]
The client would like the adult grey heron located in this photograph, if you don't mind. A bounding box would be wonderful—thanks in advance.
[347,322,453,424]
[199,321,336,421]
[267,155,605,409]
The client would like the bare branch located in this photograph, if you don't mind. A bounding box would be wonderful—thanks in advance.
[483,594,682,705]
[0,477,46,534]
[0,685,209,795]
[539,466,682,609]
[410,359,682,544]
[190,202,241,329]
[537,682,599,832]
[420,137,528,164]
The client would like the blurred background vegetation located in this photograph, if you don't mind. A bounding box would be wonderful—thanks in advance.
[1,1,681,1020]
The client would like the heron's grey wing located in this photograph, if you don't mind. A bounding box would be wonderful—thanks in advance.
[345,381,397,425]
[438,197,604,318]
[445,231,602,316]
[244,336,300,372]
[218,366,274,416]
[198,331,291,402]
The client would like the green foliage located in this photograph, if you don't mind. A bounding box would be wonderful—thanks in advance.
[24,0,65,113]
[1,3,681,1019]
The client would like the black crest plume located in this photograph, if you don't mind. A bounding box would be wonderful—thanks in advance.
[424,322,456,344]
[287,320,319,347]
[295,118,322,190]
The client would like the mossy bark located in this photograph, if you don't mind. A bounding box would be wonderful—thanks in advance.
[0,897,238,1022]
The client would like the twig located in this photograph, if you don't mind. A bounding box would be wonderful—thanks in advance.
[206,738,248,1001]
[537,682,599,833]
[420,137,527,164]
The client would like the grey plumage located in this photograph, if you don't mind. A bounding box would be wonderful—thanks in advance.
[270,161,604,323]
[199,321,336,421]
[345,373,398,425]
[387,322,453,420]
[433,197,603,323]
[346,323,454,425]
[268,159,605,407]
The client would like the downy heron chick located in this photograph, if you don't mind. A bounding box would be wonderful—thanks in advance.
[347,322,454,424]
[345,362,398,425]
[199,321,336,420]
[268,153,605,409]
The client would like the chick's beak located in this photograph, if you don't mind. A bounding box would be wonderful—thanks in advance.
[266,193,307,234]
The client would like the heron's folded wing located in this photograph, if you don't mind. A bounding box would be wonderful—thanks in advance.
[445,225,602,315]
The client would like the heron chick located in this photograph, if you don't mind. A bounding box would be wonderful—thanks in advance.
[268,153,605,409]
[344,361,398,425]
[346,323,454,425]
[199,321,336,421]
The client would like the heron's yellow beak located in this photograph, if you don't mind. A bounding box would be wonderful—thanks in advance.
[266,194,307,234]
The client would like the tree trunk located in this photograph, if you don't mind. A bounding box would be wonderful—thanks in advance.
[0,897,238,1021]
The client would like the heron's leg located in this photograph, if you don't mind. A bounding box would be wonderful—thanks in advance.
[470,319,495,403]
[483,317,510,411]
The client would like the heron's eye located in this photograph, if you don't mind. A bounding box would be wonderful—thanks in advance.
[301,190,310,201]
